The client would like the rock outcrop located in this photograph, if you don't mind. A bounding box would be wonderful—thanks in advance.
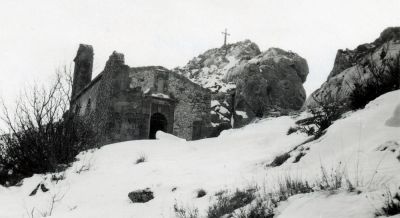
[307,27,400,108]
[128,188,154,203]
[174,40,309,130]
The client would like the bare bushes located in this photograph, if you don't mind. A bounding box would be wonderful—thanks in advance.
[267,152,291,167]
[293,92,346,139]
[173,203,199,218]
[375,189,400,217]
[210,177,312,218]
[276,175,313,201]
[25,189,67,218]
[207,188,256,218]
[315,163,360,193]
[172,166,363,218]
[0,67,95,186]
[135,153,147,164]
[233,168,355,218]
[235,198,274,218]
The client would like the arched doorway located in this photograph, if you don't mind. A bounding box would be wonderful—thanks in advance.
[149,113,167,139]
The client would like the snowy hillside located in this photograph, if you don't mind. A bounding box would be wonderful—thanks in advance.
[1,90,400,218]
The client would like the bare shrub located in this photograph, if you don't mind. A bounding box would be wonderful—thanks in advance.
[293,152,306,163]
[0,67,95,186]
[207,188,256,218]
[314,163,357,192]
[317,165,343,191]
[38,191,66,217]
[205,166,360,218]
[75,154,94,174]
[375,189,400,217]
[135,153,147,164]
[276,175,313,201]
[235,198,274,218]
[50,172,65,183]
[230,176,312,218]
[267,153,290,167]
[173,202,199,218]
[25,207,35,218]
[286,126,298,135]
[296,92,346,139]
[26,190,66,218]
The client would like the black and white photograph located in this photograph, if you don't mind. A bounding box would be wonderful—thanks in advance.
[0,0,399,217]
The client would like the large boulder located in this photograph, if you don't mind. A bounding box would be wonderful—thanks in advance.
[235,48,308,117]
[174,40,309,129]
[306,27,400,108]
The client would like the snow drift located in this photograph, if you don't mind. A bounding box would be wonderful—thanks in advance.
[0,90,399,218]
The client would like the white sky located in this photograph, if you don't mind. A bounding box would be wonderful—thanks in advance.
[0,0,399,103]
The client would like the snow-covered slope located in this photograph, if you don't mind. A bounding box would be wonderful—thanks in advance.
[1,90,400,218]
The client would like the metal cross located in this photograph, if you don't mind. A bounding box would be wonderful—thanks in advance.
[222,28,230,47]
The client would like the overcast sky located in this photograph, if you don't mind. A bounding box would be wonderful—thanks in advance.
[0,0,399,103]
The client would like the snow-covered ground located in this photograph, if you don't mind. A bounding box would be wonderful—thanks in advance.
[1,90,400,218]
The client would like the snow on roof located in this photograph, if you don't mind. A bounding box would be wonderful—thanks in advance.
[211,100,220,107]
[151,93,170,99]
[235,110,248,119]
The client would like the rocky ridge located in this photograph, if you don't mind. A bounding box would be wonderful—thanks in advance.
[174,40,309,130]
[307,27,400,107]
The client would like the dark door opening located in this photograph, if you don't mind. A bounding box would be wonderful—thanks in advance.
[149,113,167,139]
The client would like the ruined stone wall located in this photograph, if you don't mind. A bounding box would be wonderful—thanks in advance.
[93,52,133,144]
[108,89,152,142]
[128,66,211,140]
[93,61,176,143]
[168,73,211,140]
[128,67,157,93]
[73,78,101,116]
[129,67,175,137]
[71,47,211,143]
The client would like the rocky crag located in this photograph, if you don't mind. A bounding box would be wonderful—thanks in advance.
[307,27,400,108]
[174,40,309,131]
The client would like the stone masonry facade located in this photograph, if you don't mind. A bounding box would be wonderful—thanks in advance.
[70,44,211,144]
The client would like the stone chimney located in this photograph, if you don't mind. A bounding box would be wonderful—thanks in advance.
[72,44,94,99]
